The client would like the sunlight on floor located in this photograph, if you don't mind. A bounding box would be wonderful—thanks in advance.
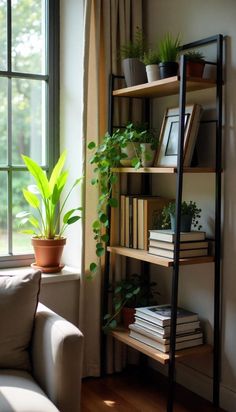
[103,400,116,407]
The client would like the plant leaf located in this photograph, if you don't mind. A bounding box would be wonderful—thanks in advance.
[49,150,66,192]
[22,155,50,199]
[23,189,40,209]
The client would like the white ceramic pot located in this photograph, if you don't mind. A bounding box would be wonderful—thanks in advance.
[140,143,156,167]
[146,64,160,82]
[120,142,139,166]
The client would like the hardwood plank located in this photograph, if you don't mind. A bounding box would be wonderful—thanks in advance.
[112,76,216,98]
[81,366,226,412]
[107,246,215,267]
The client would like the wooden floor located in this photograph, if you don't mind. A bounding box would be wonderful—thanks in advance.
[81,367,225,412]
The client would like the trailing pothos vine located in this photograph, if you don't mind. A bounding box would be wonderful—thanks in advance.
[87,123,157,277]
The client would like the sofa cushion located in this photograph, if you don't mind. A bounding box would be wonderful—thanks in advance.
[0,369,59,412]
[0,270,41,371]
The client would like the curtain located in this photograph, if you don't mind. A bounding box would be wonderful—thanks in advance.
[81,0,143,377]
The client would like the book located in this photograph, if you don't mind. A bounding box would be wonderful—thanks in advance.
[135,304,198,327]
[137,197,170,250]
[149,239,208,250]
[133,197,138,249]
[129,323,203,344]
[149,229,206,242]
[120,195,126,246]
[148,246,208,258]
[134,316,201,336]
[129,329,203,353]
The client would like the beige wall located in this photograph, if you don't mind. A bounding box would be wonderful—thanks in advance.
[144,1,236,411]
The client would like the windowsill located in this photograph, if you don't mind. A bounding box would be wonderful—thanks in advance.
[0,266,80,284]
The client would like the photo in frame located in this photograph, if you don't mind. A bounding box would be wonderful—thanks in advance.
[154,104,202,167]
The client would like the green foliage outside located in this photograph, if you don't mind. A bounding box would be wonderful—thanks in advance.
[0,0,47,254]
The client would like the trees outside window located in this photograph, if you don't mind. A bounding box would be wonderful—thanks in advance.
[0,0,59,266]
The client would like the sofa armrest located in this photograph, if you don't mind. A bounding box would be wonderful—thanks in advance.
[32,303,84,412]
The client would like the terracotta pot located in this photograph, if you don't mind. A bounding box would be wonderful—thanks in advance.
[31,237,66,273]
[186,60,205,78]
[122,307,135,329]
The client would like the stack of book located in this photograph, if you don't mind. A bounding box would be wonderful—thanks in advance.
[148,229,208,258]
[120,195,170,250]
[129,304,203,353]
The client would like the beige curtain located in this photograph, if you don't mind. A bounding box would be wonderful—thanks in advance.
[81,0,143,377]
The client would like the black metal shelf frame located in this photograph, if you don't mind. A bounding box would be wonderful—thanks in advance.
[102,34,224,412]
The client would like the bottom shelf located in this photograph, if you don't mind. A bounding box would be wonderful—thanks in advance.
[111,328,212,365]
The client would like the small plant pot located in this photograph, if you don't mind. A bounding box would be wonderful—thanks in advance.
[159,62,179,79]
[122,307,135,329]
[146,64,160,82]
[186,60,205,78]
[140,143,156,167]
[120,142,139,167]
[31,237,66,273]
[122,58,147,87]
[170,214,192,232]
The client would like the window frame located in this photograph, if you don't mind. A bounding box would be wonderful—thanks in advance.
[0,0,60,268]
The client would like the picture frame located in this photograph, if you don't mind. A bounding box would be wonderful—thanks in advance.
[154,104,202,167]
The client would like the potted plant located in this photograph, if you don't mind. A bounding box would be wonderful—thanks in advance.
[120,26,147,86]
[183,50,205,78]
[132,122,159,167]
[158,32,181,79]
[103,273,158,330]
[16,151,82,273]
[142,48,160,82]
[161,200,202,232]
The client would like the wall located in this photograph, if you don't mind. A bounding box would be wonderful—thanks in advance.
[144,1,236,411]
[60,0,84,270]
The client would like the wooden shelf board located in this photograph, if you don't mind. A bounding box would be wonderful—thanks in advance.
[107,246,214,267]
[111,329,212,365]
[113,76,216,98]
[112,167,216,174]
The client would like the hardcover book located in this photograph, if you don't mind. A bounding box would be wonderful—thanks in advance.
[149,229,206,242]
[129,329,203,353]
[129,323,203,344]
[148,247,208,258]
[134,316,201,336]
[135,304,198,327]
[148,239,208,250]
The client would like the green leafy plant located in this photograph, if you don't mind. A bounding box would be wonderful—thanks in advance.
[142,48,160,65]
[16,151,82,239]
[158,32,181,62]
[88,124,154,275]
[120,26,145,59]
[103,274,158,330]
[184,50,205,62]
[161,200,202,230]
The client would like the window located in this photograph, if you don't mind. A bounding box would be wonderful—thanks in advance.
[0,0,59,267]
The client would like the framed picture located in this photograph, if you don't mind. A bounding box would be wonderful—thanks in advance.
[154,104,202,167]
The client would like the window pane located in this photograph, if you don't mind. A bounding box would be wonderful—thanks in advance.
[0,0,7,70]
[12,171,34,254]
[12,78,46,165]
[12,0,46,74]
[0,77,8,164]
[0,172,8,255]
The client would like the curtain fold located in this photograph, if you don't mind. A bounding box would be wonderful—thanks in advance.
[81,0,143,377]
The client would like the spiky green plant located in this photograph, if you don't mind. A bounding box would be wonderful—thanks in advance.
[158,33,181,62]
[16,151,82,239]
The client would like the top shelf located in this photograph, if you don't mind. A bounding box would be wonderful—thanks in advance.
[113,76,216,98]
